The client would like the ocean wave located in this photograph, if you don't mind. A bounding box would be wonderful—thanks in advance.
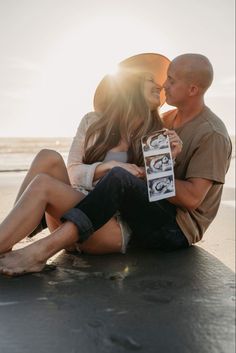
[0,137,71,154]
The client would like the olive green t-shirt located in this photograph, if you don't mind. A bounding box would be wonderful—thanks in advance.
[162,106,232,245]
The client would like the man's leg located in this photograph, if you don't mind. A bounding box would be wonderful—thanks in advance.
[128,221,189,251]
[62,167,178,244]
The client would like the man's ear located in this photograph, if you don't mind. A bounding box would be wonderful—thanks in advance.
[189,85,199,96]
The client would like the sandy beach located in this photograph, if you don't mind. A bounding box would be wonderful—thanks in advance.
[0,154,235,271]
[0,144,235,353]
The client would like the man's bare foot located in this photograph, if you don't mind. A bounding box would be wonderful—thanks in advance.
[0,248,46,277]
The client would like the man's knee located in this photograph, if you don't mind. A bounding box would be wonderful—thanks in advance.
[107,166,132,181]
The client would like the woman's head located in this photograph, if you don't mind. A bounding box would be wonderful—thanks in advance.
[93,71,163,116]
[143,73,163,110]
[112,71,162,110]
[94,52,170,112]
[102,71,160,137]
[84,52,171,166]
[84,70,163,166]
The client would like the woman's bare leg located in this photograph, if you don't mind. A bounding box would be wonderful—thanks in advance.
[0,222,79,276]
[14,149,70,203]
[0,173,84,254]
[79,218,122,254]
[47,212,122,254]
[5,148,123,255]
[47,213,122,254]
[14,149,71,237]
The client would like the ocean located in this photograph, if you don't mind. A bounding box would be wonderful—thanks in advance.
[0,136,235,181]
[0,137,71,172]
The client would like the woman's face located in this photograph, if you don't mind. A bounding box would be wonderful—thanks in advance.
[143,74,162,110]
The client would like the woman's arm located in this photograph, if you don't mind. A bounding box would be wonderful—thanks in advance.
[94,161,145,180]
[68,112,145,187]
[67,112,103,190]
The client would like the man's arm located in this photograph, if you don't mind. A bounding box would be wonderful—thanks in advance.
[168,178,213,210]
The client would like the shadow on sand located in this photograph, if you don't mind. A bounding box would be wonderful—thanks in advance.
[0,246,235,353]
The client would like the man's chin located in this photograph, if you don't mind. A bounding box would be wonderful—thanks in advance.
[165,99,176,107]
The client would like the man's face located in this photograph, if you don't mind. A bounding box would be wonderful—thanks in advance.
[163,62,190,107]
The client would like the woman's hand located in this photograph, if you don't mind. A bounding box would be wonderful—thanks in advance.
[109,161,145,178]
[163,129,183,160]
[94,161,145,181]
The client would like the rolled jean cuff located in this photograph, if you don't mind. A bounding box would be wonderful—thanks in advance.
[61,208,94,243]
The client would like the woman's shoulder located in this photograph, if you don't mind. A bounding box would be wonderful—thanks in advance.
[74,111,102,137]
[81,111,102,126]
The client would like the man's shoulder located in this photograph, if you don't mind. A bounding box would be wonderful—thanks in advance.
[200,107,230,139]
[161,108,177,128]
[191,107,232,160]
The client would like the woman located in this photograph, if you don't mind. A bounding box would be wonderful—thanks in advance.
[12,53,180,256]
[66,76,180,254]
[0,54,183,276]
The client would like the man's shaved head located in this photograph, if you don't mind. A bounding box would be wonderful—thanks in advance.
[171,54,214,92]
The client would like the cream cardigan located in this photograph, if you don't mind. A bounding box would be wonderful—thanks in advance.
[67,112,102,191]
[67,111,131,253]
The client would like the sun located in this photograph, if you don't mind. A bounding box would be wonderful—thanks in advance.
[28,15,167,136]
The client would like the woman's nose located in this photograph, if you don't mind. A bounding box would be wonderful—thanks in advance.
[163,80,167,89]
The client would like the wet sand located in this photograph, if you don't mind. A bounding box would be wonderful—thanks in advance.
[0,162,235,353]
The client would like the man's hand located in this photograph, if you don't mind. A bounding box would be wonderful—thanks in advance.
[163,129,183,159]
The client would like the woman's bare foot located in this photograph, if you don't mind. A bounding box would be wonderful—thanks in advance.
[0,248,46,277]
[0,222,79,277]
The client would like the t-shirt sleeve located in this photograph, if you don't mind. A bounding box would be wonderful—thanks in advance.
[185,132,232,184]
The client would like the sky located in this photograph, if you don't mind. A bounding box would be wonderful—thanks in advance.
[0,0,235,137]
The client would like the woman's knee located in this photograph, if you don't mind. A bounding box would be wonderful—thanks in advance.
[35,149,64,168]
[30,173,54,196]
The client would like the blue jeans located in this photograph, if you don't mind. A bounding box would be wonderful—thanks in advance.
[62,167,189,251]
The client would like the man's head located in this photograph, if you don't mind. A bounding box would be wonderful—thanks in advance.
[164,53,214,107]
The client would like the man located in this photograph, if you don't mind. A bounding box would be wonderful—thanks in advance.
[162,54,232,245]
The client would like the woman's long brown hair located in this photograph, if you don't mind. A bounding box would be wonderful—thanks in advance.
[83,72,163,166]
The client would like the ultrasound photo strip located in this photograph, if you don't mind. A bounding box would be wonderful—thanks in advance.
[141,130,176,202]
